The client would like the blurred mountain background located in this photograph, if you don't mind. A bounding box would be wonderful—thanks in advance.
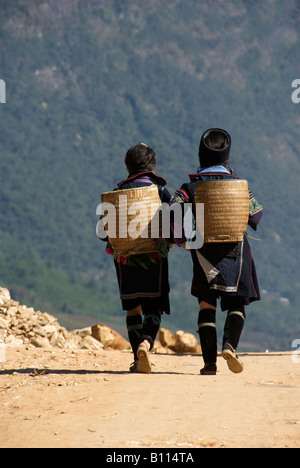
[0,0,300,351]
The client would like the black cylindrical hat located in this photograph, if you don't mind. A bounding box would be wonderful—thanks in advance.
[198,128,231,167]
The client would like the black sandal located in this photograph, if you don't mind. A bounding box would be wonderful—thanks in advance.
[129,361,138,373]
[200,363,217,375]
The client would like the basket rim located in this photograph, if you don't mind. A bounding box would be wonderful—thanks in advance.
[195,179,248,186]
[101,184,158,196]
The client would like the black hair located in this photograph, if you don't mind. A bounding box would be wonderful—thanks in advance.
[204,130,229,150]
[125,143,157,174]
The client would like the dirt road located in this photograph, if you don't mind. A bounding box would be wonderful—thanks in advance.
[0,347,299,448]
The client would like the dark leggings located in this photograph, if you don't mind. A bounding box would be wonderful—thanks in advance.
[197,302,246,364]
[126,311,161,360]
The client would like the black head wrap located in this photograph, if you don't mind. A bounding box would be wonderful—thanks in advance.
[198,128,231,167]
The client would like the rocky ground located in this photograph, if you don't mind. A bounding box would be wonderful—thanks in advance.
[0,287,200,355]
[1,287,300,448]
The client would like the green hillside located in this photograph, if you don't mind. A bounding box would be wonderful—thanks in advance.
[0,0,299,351]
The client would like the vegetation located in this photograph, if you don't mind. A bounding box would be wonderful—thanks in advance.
[0,0,299,350]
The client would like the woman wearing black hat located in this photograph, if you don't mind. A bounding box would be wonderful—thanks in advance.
[169,128,263,375]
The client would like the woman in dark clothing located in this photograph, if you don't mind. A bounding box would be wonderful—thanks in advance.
[98,143,171,373]
[170,128,263,375]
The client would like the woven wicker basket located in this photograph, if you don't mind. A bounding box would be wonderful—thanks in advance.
[101,185,162,256]
[195,179,249,243]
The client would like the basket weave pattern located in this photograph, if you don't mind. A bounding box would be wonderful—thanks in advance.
[195,180,249,243]
[101,185,162,256]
